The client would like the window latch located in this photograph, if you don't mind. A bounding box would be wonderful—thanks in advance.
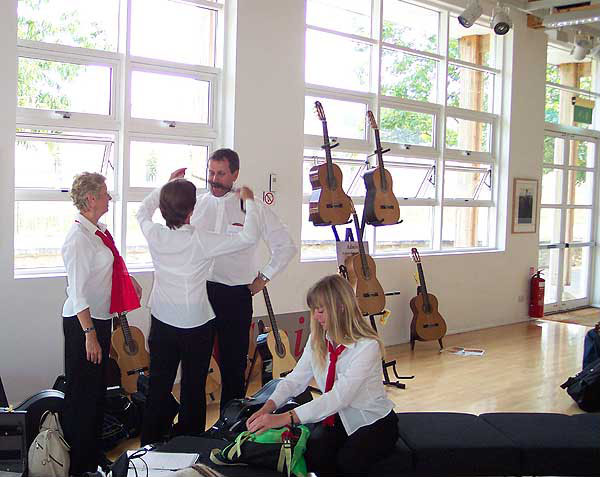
[55,111,71,119]
[462,150,472,156]
[163,120,177,128]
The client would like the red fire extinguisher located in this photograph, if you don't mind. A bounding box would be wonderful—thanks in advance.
[529,270,545,318]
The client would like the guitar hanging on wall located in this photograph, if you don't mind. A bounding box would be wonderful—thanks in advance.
[409,248,447,350]
[309,100,353,226]
[364,110,400,226]
[263,287,297,379]
[344,203,386,315]
[111,313,150,394]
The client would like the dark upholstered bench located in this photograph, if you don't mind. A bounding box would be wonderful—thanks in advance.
[480,413,600,477]
[372,412,520,476]
[153,412,600,477]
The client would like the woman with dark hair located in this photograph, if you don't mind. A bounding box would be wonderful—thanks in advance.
[62,172,141,476]
[137,170,260,444]
[247,274,398,476]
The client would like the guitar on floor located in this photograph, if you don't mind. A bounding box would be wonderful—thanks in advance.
[364,111,400,226]
[263,287,296,379]
[111,313,150,394]
[344,203,386,315]
[409,248,447,350]
[309,100,353,226]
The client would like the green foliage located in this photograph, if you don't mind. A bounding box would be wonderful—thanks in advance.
[17,0,111,110]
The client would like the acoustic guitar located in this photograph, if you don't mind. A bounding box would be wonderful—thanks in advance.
[309,101,353,226]
[364,111,400,226]
[344,204,386,315]
[263,287,296,379]
[409,248,447,349]
[111,313,150,394]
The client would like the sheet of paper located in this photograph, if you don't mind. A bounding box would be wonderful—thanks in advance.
[126,451,199,471]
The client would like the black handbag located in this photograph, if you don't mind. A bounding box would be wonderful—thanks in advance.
[561,358,600,412]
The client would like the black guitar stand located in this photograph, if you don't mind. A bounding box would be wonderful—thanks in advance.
[368,300,415,390]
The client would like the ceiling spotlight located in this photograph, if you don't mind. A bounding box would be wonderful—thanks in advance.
[491,3,512,35]
[458,0,483,28]
[572,38,592,60]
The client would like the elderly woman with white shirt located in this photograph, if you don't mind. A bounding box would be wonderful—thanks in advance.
[246,274,399,476]
[61,172,141,476]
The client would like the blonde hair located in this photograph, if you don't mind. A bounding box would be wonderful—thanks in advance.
[70,172,106,212]
[306,274,384,369]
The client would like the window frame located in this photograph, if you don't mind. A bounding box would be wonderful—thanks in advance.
[302,0,503,260]
[14,0,224,276]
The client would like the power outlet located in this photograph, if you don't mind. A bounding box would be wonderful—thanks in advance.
[518,295,525,303]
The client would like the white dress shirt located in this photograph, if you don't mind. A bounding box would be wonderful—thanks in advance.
[62,213,114,319]
[191,191,296,284]
[268,336,394,435]
[136,187,262,329]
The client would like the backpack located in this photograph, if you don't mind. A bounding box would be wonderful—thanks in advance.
[209,425,310,477]
[28,411,70,477]
[561,357,600,412]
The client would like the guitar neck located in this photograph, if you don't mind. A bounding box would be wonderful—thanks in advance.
[321,120,335,189]
[416,263,431,311]
[263,288,283,350]
[119,313,134,348]
[372,128,387,190]
[353,211,370,279]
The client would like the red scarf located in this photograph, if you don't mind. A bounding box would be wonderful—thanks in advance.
[322,341,346,427]
[94,228,141,314]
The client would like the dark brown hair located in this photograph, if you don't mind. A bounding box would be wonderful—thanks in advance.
[209,148,240,173]
[159,179,197,230]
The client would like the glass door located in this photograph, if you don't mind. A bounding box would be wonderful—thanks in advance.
[539,132,598,313]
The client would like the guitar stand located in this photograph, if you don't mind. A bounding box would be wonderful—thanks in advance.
[368,304,415,390]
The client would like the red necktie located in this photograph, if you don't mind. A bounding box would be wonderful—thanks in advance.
[94,229,141,315]
[322,341,346,427]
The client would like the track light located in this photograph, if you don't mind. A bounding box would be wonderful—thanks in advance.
[572,38,592,60]
[458,0,483,28]
[490,3,512,35]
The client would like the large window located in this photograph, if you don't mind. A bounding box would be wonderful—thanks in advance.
[545,44,599,129]
[15,0,223,273]
[302,0,502,260]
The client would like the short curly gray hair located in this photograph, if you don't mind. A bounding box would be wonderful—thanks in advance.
[70,172,106,212]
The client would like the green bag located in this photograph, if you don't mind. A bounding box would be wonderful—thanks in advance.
[209,425,310,477]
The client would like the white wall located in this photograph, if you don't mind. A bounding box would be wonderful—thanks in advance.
[0,0,548,403]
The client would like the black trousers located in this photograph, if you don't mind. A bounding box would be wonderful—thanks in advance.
[207,281,253,410]
[62,316,112,476]
[304,411,399,476]
[140,316,215,445]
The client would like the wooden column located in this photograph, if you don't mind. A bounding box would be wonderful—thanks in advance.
[456,35,489,247]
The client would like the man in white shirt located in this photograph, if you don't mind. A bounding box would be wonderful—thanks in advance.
[190,148,296,409]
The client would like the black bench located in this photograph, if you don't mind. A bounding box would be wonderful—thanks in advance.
[155,412,600,476]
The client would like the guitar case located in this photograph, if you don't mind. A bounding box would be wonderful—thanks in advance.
[207,379,313,440]
[14,389,64,451]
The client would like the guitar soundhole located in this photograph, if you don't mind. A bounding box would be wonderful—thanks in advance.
[125,341,138,356]
[276,343,286,359]
[423,323,439,328]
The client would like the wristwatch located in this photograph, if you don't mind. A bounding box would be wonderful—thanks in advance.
[258,272,270,283]
[83,326,95,334]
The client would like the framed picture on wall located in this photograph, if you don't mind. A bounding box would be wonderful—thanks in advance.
[512,178,539,234]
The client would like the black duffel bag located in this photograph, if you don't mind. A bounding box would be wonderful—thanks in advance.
[561,358,600,412]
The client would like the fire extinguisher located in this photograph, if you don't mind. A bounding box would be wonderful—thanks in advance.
[529,270,545,318]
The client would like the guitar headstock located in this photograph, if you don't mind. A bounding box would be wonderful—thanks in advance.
[314,101,326,122]
[411,247,421,264]
[367,110,379,130]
